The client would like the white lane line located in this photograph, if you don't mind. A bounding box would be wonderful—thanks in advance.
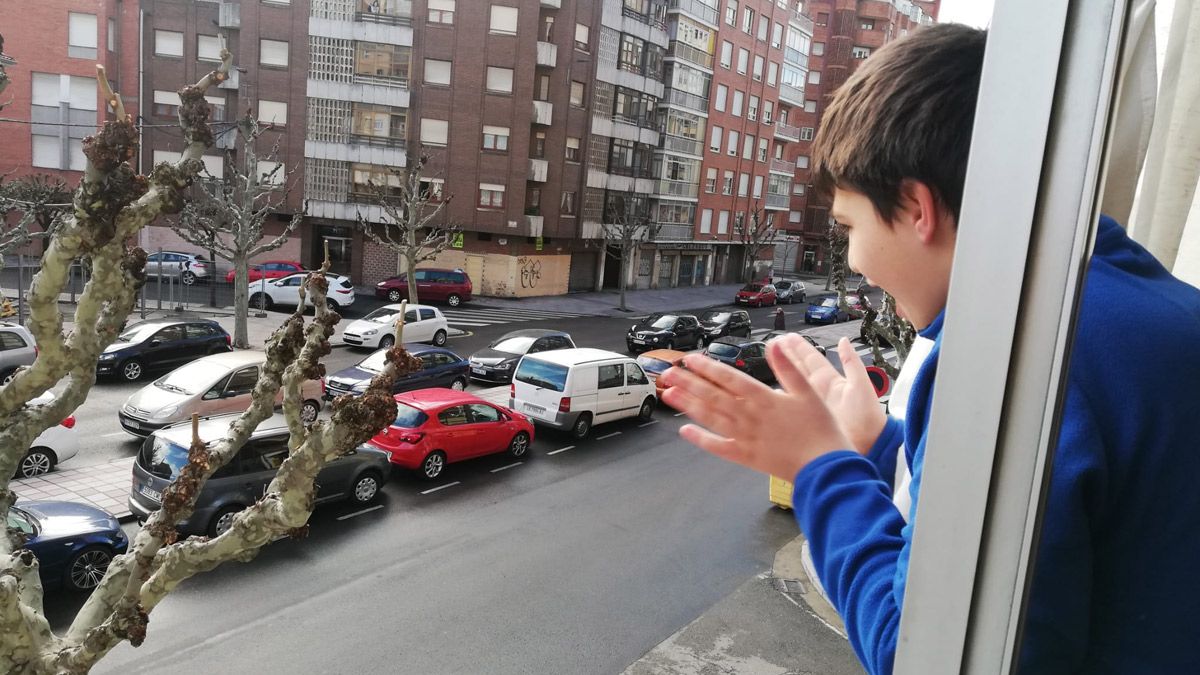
[420,481,461,494]
[596,431,622,440]
[548,445,574,455]
[674,411,687,417]
[637,420,658,427]
[336,504,384,521]
[444,320,500,327]
[101,431,128,438]
[490,462,523,473]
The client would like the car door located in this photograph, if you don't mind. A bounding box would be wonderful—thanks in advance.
[435,404,477,461]
[394,353,436,393]
[201,365,259,415]
[735,312,752,336]
[625,362,653,402]
[413,270,432,302]
[742,343,770,381]
[243,437,288,502]
[401,308,430,343]
[185,323,216,357]
[680,317,702,348]
[465,403,507,458]
[142,325,186,368]
[595,363,627,423]
[271,275,303,306]
[434,352,464,386]
[418,308,439,342]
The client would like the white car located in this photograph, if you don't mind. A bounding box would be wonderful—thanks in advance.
[16,392,80,478]
[342,304,449,349]
[248,272,356,311]
[144,251,223,286]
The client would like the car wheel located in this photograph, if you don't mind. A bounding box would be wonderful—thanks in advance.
[350,470,382,504]
[446,294,462,308]
[17,447,56,478]
[421,451,447,480]
[387,289,402,302]
[449,377,467,391]
[433,329,448,346]
[181,270,197,286]
[570,413,592,440]
[300,399,321,425]
[508,431,531,458]
[0,368,16,385]
[327,299,340,312]
[378,334,396,350]
[664,340,674,351]
[209,504,244,537]
[250,293,274,311]
[637,397,655,422]
[65,545,113,592]
[120,359,144,382]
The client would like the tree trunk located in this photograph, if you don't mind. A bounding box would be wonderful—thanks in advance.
[405,249,419,306]
[618,241,630,311]
[232,257,250,348]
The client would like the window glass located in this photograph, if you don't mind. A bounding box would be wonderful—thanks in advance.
[419,308,436,321]
[598,364,625,389]
[0,331,28,350]
[514,358,569,392]
[186,324,215,339]
[438,405,470,426]
[224,367,259,396]
[393,403,429,428]
[706,342,740,358]
[625,363,649,386]
[467,403,502,424]
[154,325,185,342]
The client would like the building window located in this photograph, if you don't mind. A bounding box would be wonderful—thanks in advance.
[742,134,754,160]
[575,23,590,50]
[748,95,759,121]
[154,30,183,57]
[793,183,806,195]
[536,74,550,100]
[813,41,825,56]
[700,209,713,234]
[738,173,749,196]
[570,81,585,107]
[614,87,658,128]
[852,46,872,59]
[816,12,829,26]
[727,130,739,156]
[68,13,98,59]
[799,126,814,141]
[772,22,783,49]
[753,175,764,198]
[796,155,810,169]
[767,61,779,87]
[260,39,289,67]
[257,160,285,186]
[424,58,452,85]
[860,19,875,30]
[258,100,288,127]
[719,41,733,69]
[479,183,505,209]
[737,48,749,74]
[742,7,754,33]
[619,34,645,74]
[714,84,728,111]
[705,168,717,193]
[197,35,222,62]
[350,164,400,199]
[107,18,115,52]
[731,90,744,116]
[561,191,576,216]
[710,125,722,152]
[428,0,455,24]
[753,55,764,81]
[717,210,729,234]
[528,188,541,210]
[482,125,510,151]
[490,5,518,34]
[725,1,737,26]
[352,103,407,144]
[808,70,821,85]
[763,99,773,123]
[356,42,410,83]
[486,66,514,93]
[722,171,734,195]
[532,131,546,158]
[420,178,445,201]
[420,118,449,146]
[152,90,182,117]
[757,137,768,162]
[757,16,769,42]
[565,136,581,162]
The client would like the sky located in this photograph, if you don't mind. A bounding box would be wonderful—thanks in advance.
[938,0,993,27]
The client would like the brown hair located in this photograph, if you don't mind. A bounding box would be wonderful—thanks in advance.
[810,23,987,223]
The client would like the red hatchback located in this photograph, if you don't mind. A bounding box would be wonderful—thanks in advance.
[367,389,534,480]
[225,260,305,283]
[374,268,473,307]
[735,283,778,307]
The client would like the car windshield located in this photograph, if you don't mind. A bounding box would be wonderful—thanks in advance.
[364,307,404,325]
[699,310,731,323]
[357,350,390,374]
[847,295,861,304]
[637,356,674,374]
[6,507,35,536]
[117,324,160,343]
[490,336,538,354]
[644,314,676,330]
[393,403,429,428]
[138,436,192,480]
[706,343,741,358]
[514,358,568,392]
[820,298,839,308]
[775,281,792,289]
[742,284,763,292]
[154,360,223,395]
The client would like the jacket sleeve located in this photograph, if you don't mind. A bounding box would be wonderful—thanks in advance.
[865,416,905,491]
[792,451,906,674]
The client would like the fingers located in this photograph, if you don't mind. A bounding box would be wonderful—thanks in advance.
[679,424,750,466]
[768,334,839,395]
[837,337,874,391]
[672,352,773,399]
[661,366,755,439]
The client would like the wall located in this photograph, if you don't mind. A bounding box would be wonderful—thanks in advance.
[139,223,304,265]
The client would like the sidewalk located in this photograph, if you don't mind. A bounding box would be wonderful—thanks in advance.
[13,458,134,521]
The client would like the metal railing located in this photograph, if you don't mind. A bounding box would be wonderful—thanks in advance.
[783,47,809,69]
[350,132,406,147]
[668,41,714,70]
[621,5,668,32]
[656,179,699,198]
[770,158,795,174]
[668,0,718,26]
[775,121,802,141]
[664,88,709,113]
[765,193,790,209]
[662,134,703,156]
[352,73,410,89]
[653,223,695,240]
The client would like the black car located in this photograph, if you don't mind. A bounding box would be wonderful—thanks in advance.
[698,309,752,344]
[468,329,575,384]
[763,331,827,355]
[97,318,232,382]
[626,313,704,353]
[324,343,470,399]
[703,336,773,382]
[9,500,129,592]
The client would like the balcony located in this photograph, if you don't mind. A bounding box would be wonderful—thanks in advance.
[525,215,544,237]
[656,179,699,198]
[667,41,713,70]
[622,5,668,32]
[668,0,719,27]
[774,121,801,142]
[784,47,809,69]
[540,0,561,7]
[531,100,553,125]
[770,158,794,174]
[218,2,240,29]
[536,41,558,68]
[664,88,708,114]
[779,83,805,107]
[528,158,549,182]
[354,0,412,25]
[654,223,695,241]
[662,135,703,156]
[790,10,814,34]
[765,193,790,210]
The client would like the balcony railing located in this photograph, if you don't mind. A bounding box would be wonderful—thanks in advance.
[528,158,549,182]
[612,112,657,130]
[790,10,815,34]
[668,0,719,26]
[667,41,713,70]
[783,47,809,69]
[353,73,410,89]
[354,0,412,26]
[770,158,794,174]
[765,193,790,209]
[350,132,406,147]
[779,83,805,106]
[622,5,668,32]
[654,223,695,241]
[656,179,699,198]
[531,100,554,125]
[536,41,558,67]
[775,121,801,142]
[540,0,561,7]
[664,88,708,113]
[662,134,703,156]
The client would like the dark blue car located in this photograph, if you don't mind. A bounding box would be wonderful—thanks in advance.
[805,297,850,325]
[7,500,129,592]
[97,318,232,382]
[324,343,470,400]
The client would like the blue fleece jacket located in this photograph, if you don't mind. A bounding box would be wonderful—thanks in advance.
[792,215,1200,673]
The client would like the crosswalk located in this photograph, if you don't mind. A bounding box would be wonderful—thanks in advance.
[747,327,899,366]
[442,305,595,329]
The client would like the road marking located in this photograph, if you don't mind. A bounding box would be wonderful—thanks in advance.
[596,431,622,440]
[548,445,574,455]
[637,420,658,427]
[420,481,460,494]
[674,411,687,417]
[101,431,127,438]
[336,505,384,521]
[490,462,523,473]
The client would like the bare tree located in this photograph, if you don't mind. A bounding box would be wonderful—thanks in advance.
[601,192,659,312]
[735,203,777,283]
[356,154,458,305]
[0,52,417,673]
[0,174,73,240]
[171,113,304,348]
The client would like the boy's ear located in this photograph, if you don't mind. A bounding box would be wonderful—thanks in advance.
[897,180,945,244]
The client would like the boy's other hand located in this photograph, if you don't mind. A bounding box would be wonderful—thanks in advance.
[767,335,887,455]
[661,352,853,481]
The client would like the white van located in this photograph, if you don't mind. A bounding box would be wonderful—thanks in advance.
[510,348,657,439]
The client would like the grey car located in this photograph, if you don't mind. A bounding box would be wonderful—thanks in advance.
[128,413,390,537]
[0,322,37,384]
[774,279,807,304]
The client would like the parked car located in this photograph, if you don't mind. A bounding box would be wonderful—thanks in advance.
[118,351,325,438]
[374,268,473,307]
[248,272,356,311]
[763,331,827,355]
[128,412,389,536]
[224,260,305,284]
[469,329,575,384]
[7,500,128,592]
[702,336,774,382]
[774,279,808,304]
[635,349,688,403]
[14,392,80,478]
[510,348,657,439]
[735,282,778,307]
[343,304,450,349]
[626,313,704,353]
[324,343,469,400]
[698,309,752,344]
[0,321,37,384]
[367,389,535,480]
[805,297,851,325]
[845,294,865,313]
[98,318,232,382]
[144,251,220,286]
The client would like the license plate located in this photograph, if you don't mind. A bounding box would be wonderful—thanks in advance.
[139,484,161,502]
[472,367,487,375]
[124,419,141,430]
[736,298,747,303]
[523,403,546,415]
[631,338,645,344]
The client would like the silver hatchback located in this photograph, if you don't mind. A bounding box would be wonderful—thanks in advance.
[0,322,37,384]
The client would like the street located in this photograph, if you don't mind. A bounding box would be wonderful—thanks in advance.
[40,297,863,674]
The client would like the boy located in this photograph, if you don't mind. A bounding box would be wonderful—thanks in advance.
[661,23,1200,674]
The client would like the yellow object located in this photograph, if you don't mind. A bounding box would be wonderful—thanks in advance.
[769,475,794,510]
[0,299,15,318]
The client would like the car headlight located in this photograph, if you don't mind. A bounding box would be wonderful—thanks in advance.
[153,405,180,420]
[363,329,377,336]
[495,362,512,370]
[99,352,117,361]
[651,336,660,343]
[352,382,369,392]
[630,324,637,331]
[376,282,386,286]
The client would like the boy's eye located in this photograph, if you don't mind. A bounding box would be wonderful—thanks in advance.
[831,221,850,238]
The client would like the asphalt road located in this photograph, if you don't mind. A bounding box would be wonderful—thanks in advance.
[40,298,860,674]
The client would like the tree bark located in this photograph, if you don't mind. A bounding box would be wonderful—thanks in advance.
[232,257,250,348]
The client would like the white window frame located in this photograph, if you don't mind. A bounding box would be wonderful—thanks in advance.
[489,5,519,35]
[731,90,744,116]
[154,30,183,57]
[197,35,222,62]
[258,100,288,127]
[424,58,452,85]
[478,183,506,209]
[710,125,722,152]
[717,210,729,234]
[714,84,728,111]
[486,66,515,93]
[700,209,713,233]
[260,39,289,67]
[420,118,449,146]
[482,125,510,151]
[428,0,455,24]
